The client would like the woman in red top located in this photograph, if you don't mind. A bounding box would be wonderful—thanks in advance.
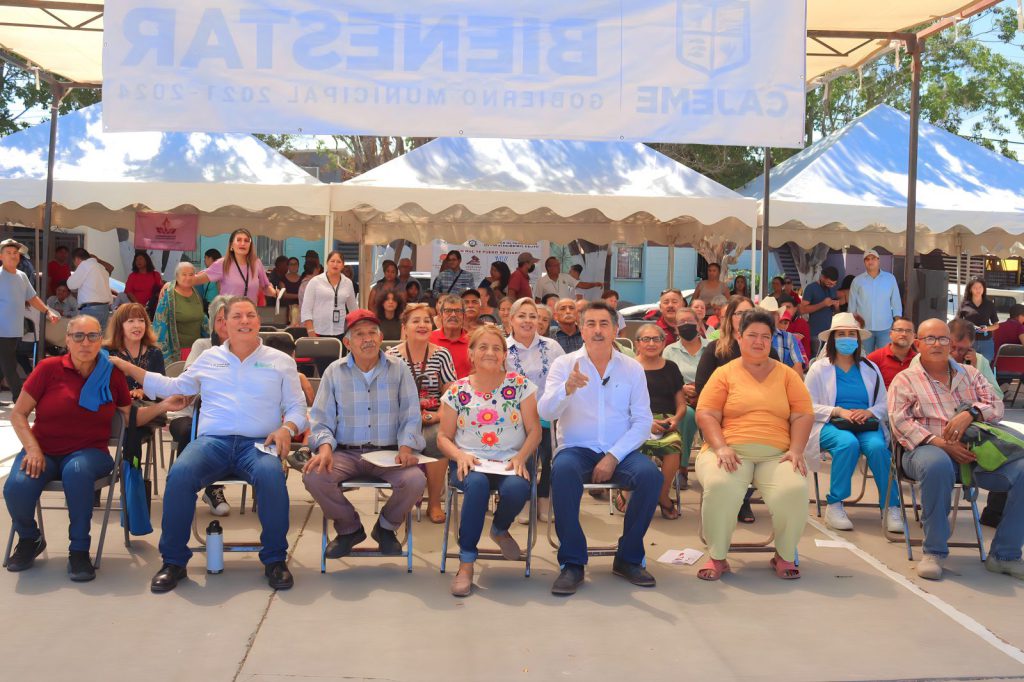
[125,252,163,309]
[3,315,182,581]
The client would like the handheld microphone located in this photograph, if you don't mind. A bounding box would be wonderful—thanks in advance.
[601,376,610,386]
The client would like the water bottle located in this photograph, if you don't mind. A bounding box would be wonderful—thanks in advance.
[206,520,224,574]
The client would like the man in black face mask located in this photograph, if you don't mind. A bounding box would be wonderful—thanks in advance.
[662,307,707,484]
[508,252,538,301]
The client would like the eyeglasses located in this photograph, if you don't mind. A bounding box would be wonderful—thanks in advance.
[890,327,915,335]
[919,335,951,346]
[636,336,665,344]
[67,332,102,343]
[441,308,464,315]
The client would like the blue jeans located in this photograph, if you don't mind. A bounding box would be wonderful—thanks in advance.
[4,448,113,552]
[161,435,289,566]
[861,329,891,354]
[449,464,531,563]
[974,337,995,364]
[551,447,661,567]
[818,424,898,507]
[903,444,1024,561]
[78,303,110,331]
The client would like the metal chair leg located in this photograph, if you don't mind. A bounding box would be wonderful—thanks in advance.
[320,515,327,574]
[439,478,455,574]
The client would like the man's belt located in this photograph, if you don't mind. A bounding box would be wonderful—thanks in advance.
[339,443,398,451]
[79,302,109,309]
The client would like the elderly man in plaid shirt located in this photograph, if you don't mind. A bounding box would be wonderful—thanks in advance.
[303,309,426,559]
[888,318,1024,582]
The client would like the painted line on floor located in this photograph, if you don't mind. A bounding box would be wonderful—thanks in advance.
[806,517,1024,667]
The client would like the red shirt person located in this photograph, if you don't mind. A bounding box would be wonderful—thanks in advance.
[47,245,72,296]
[507,252,538,301]
[994,304,1024,356]
[866,317,918,388]
[429,294,471,378]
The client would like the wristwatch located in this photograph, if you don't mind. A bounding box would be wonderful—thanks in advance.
[968,406,983,421]
[283,423,298,438]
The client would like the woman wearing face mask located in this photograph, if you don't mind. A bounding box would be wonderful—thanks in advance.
[662,307,709,488]
[804,313,901,534]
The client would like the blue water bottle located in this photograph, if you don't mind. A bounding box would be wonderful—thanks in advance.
[206,520,224,574]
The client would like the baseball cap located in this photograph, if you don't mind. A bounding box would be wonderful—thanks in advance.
[863,249,880,260]
[779,309,794,322]
[517,252,539,265]
[345,309,380,330]
[821,266,839,281]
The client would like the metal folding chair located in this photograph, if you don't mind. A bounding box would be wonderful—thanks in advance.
[295,337,343,377]
[3,411,129,569]
[440,462,538,577]
[320,476,414,574]
[883,440,986,562]
[812,455,874,517]
[994,343,1024,405]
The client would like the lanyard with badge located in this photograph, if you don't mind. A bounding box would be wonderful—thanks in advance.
[331,276,343,324]
[232,256,250,297]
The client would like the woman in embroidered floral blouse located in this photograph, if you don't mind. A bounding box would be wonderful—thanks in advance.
[438,325,542,597]
[505,297,563,522]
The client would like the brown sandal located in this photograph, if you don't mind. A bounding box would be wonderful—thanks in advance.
[428,506,446,524]
[614,490,629,514]
[697,558,731,581]
[770,555,801,580]
[659,501,680,520]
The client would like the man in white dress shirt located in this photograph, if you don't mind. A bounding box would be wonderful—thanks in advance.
[66,248,113,330]
[111,296,307,593]
[539,300,661,595]
[534,257,577,302]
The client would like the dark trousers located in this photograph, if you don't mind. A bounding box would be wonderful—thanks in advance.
[0,337,23,401]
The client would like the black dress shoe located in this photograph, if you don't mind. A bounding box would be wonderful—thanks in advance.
[265,561,294,590]
[324,526,367,559]
[6,537,45,572]
[151,563,188,593]
[371,519,403,556]
[612,557,656,587]
[551,564,585,596]
[67,550,95,582]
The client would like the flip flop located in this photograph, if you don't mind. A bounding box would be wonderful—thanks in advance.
[770,555,801,580]
[659,501,680,520]
[697,558,731,581]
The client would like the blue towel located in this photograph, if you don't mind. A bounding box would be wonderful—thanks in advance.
[79,348,114,412]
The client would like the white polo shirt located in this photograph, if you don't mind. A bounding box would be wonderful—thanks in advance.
[143,340,308,439]
[534,273,577,301]
[66,257,112,305]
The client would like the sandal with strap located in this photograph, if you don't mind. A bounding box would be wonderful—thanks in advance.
[659,500,680,520]
[770,555,801,580]
[614,490,629,514]
[697,558,731,581]
[428,505,446,524]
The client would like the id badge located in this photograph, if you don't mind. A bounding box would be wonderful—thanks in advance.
[333,309,341,324]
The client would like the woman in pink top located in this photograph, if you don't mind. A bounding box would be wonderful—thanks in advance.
[125,252,163,309]
[193,228,277,303]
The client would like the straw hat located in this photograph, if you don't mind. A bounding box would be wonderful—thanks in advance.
[818,312,871,342]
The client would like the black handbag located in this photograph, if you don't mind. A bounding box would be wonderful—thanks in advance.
[830,416,880,433]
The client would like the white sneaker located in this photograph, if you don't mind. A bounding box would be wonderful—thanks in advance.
[825,502,853,531]
[917,554,944,580]
[203,487,230,517]
[885,506,904,534]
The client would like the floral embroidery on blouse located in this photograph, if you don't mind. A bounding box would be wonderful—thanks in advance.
[441,371,538,460]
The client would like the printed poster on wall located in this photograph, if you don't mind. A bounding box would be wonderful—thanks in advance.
[431,240,546,286]
[134,212,198,251]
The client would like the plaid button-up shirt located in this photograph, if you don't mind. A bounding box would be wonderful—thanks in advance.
[309,352,425,452]
[772,329,806,369]
[431,268,475,296]
[887,357,1003,450]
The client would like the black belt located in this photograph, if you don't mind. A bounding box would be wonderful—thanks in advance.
[79,302,108,309]
[339,443,398,451]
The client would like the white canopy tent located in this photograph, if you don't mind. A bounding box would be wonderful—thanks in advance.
[740,104,1024,257]
[0,103,331,240]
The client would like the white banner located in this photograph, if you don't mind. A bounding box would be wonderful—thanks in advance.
[431,240,546,286]
[102,0,807,147]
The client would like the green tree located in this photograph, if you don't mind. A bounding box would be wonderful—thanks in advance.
[0,60,99,137]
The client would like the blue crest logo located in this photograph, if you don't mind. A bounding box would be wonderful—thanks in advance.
[676,0,751,76]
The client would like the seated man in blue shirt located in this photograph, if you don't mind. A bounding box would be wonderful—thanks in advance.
[302,309,426,558]
[112,296,307,593]
[539,301,662,595]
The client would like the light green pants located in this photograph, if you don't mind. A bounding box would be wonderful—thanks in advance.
[696,443,808,562]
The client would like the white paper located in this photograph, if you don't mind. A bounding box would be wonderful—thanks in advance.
[254,442,277,456]
[472,459,516,476]
[360,450,438,468]
[656,548,704,565]
[275,287,285,315]
[815,539,854,549]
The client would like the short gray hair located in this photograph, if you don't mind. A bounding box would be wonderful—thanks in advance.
[67,314,101,333]
[175,261,196,279]
[208,294,232,323]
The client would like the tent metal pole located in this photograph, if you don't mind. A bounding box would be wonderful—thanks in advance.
[750,217,757,298]
[322,214,332,261]
[667,239,675,289]
[760,147,771,299]
[38,83,66,363]
[955,250,962,307]
[903,38,921,322]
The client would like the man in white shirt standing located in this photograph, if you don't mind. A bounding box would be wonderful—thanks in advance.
[539,300,661,595]
[848,249,903,354]
[534,257,577,302]
[111,296,307,594]
[66,248,113,330]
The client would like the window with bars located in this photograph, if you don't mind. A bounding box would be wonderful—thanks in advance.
[615,245,643,280]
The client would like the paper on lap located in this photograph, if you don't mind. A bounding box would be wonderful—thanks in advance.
[360,450,437,468]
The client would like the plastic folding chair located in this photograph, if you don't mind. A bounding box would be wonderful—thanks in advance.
[259,331,295,347]
[3,412,129,569]
[257,306,289,327]
[295,337,343,377]
[614,337,635,352]
[165,361,187,378]
[882,440,986,562]
[440,461,538,577]
[285,326,308,340]
[320,476,414,574]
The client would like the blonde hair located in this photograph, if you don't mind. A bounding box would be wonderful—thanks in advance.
[401,302,433,325]
[468,324,508,356]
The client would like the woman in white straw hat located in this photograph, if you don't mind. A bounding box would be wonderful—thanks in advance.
[803,312,903,533]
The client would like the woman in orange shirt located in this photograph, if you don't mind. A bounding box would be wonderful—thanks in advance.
[695,309,814,581]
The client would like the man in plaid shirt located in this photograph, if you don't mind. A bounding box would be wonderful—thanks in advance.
[888,318,1023,581]
[303,309,426,559]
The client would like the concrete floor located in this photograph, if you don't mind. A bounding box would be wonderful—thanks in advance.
[1,402,1023,682]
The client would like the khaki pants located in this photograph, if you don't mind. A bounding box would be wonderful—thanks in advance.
[696,443,808,562]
